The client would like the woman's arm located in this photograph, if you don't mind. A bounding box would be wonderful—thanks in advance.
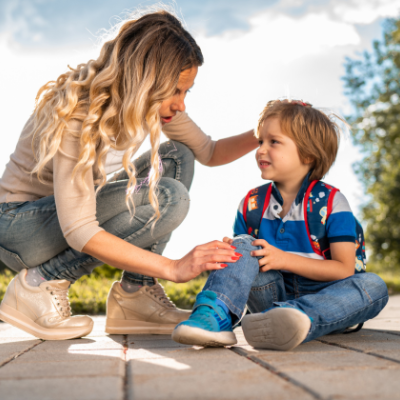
[206,129,259,167]
[83,231,240,283]
[251,239,355,281]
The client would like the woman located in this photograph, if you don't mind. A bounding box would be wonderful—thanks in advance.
[0,10,258,340]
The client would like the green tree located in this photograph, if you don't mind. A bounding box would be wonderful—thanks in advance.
[343,18,400,271]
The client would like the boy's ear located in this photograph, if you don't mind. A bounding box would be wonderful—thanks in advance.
[303,157,315,165]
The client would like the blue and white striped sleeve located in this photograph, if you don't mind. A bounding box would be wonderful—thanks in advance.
[326,191,356,243]
[233,197,248,237]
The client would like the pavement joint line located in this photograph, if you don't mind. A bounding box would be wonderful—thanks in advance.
[123,335,128,400]
[230,346,325,400]
[0,340,44,369]
[316,338,400,365]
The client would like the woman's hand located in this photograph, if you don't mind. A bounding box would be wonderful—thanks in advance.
[251,239,288,272]
[169,240,241,283]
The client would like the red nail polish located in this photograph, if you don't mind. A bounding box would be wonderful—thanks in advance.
[220,264,228,267]
[231,246,236,249]
[231,256,240,260]
[234,252,242,257]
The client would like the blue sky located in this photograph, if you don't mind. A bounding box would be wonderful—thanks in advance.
[0,0,399,259]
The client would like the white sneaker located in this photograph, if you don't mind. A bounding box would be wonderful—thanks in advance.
[241,308,311,351]
[0,269,93,340]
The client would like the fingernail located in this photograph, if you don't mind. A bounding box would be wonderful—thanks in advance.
[231,246,236,249]
[250,252,254,256]
[231,256,240,260]
[234,252,242,257]
[220,264,228,267]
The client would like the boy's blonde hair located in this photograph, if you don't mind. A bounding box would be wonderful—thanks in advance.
[256,100,341,181]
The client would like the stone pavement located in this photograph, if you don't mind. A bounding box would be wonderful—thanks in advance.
[0,295,399,400]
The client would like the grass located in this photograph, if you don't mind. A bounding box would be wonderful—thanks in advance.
[0,264,399,315]
[0,265,206,315]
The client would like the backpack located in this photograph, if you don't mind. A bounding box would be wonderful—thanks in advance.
[243,180,367,274]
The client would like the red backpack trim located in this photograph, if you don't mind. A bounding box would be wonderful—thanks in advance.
[243,184,273,224]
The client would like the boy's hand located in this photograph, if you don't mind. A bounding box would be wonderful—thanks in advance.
[222,237,234,246]
[251,239,288,271]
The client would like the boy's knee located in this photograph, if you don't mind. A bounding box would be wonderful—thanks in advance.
[232,234,256,248]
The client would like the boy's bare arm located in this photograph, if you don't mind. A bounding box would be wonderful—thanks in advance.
[250,239,355,282]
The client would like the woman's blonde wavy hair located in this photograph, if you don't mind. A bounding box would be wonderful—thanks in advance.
[31,10,203,220]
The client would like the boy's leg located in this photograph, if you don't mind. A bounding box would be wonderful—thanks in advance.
[247,270,287,313]
[279,272,388,342]
[242,272,388,350]
[172,234,261,346]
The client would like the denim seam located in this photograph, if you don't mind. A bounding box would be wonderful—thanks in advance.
[362,287,373,304]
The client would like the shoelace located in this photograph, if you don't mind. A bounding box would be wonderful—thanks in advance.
[147,284,176,308]
[46,286,72,318]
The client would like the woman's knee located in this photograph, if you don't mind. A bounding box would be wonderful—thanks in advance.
[162,140,195,163]
[158,177,190,227]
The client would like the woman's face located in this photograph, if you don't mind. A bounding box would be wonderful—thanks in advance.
[159,66,198,124]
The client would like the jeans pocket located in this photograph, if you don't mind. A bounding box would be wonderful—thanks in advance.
[1,202,29,216]
[0,245,29,272]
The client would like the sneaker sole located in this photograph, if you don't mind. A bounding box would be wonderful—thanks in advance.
[105,318,179,335]
[0,303,93,341]
[171,325,237,347]
[241,308,311,351]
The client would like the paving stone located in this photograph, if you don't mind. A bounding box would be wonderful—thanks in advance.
[11,348,124,362]
[129,338,191,349]
[127,334,172,342]
[0,376,123,400]
[28,336,124,353]
[289,369,400,400]
[235,339,344,355]
[0,340,41,365]
[128,357,313,400]
[255,348,399,372]
[0,358,124,379]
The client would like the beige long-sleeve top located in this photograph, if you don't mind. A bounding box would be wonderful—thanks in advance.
[0,111,215,252]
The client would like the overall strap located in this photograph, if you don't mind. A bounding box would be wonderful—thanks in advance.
[243,183,272,238]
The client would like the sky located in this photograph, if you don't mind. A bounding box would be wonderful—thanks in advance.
[0,0,399,261]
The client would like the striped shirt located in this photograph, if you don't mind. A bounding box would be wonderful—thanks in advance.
[233,176,356,260]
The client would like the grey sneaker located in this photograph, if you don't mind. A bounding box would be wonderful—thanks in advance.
[241,307,311,351]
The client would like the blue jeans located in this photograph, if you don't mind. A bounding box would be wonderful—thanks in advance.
[204,234,389,342]
[0,141,194,284]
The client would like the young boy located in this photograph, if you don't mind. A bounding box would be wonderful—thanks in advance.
[172,100,389,351]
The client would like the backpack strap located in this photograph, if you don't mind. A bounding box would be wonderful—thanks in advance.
[304,180,340,259]
[243,183,272,238]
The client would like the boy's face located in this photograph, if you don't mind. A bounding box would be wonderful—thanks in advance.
[256,117,311,184]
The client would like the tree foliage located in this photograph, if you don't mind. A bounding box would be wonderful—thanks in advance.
[343,18,400,271]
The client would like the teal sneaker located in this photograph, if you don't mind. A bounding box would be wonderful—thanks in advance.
[171,291,237,347]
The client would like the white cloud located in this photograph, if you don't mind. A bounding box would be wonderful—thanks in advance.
[333,0,400,24]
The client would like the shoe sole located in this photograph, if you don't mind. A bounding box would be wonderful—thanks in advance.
[171,325,237,347]
[0,303,93,341]
[241,308,311,351]
[105,318,179,335]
